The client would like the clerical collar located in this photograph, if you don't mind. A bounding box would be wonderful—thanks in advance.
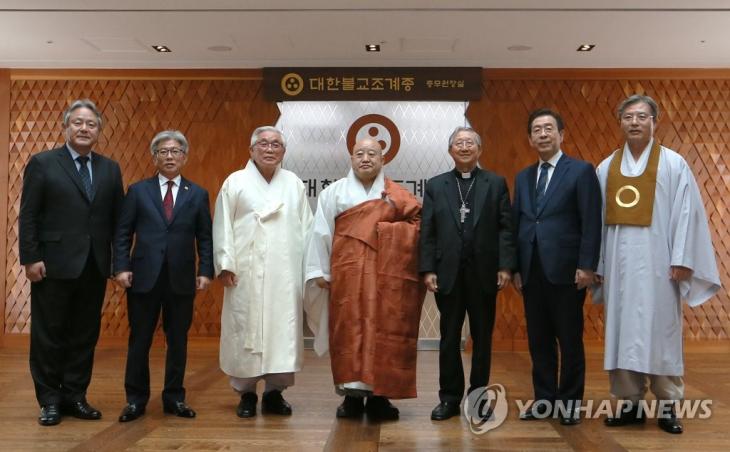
[453,167,479,179]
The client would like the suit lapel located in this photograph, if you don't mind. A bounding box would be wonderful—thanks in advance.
[527,163,538,212]
[472,169,491,226]
[443,176,461,228]
[537,155,570,216]
[55,146,91,203]
[144,176,168,224]
[89,151,101,201]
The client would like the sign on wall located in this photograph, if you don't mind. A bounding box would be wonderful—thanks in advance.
[264,67,481,101]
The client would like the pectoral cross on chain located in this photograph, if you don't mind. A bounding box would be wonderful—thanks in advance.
[459,203,470,223]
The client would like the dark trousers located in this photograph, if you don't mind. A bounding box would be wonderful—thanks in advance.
[124,264,194,406]
[29,253,107,406]
[522,247,586,405]
[435,264,496,403]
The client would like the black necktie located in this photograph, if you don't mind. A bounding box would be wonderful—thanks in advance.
[535,162,550,207]
[76,156,93,199]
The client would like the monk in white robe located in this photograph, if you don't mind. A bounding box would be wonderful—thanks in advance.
[304,137,424,420]
[595,95,720,434]
[213,126,313,418]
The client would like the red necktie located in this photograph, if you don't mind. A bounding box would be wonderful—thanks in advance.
[163,180,174,221]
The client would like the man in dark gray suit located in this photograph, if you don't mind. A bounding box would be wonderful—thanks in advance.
[19,99,124,426]
[512,108,602,425]
[419,127,516,421]
[113,130,213,422]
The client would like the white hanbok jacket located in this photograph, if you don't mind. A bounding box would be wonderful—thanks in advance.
[214,161,313,377]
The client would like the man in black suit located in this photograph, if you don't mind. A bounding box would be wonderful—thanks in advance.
[19,99,124,426]
[512,109,602,425]
[420,127,516,421]
[113,130,213,422]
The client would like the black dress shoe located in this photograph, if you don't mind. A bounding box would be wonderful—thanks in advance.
[164,401,196,418]
[236,392,257,418]
[261,390,292,415]
[604,404,646,427]
[336,395,364,419]
[519,403,550,421]
[431,401,460,421]
[560,413,581,426]
[366,396,399,421]
[118,403,146,422]
[38,404,61,426]
[658,411,683,434]
[63,400,102,420]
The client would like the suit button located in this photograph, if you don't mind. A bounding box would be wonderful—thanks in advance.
[536,220,540,224]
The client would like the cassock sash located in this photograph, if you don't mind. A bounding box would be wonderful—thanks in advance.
[328,179,425,399]
[605,141,660,226]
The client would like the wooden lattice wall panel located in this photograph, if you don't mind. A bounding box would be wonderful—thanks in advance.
[468,76,730,343]
[5,77,278,336]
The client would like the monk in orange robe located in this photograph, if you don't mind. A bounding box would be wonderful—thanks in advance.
[304,137,425,420]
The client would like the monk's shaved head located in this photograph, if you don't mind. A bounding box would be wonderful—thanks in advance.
[351,138,384,185]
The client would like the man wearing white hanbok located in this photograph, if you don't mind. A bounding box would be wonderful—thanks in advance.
[213,126,313,418]
[595,95,720,434]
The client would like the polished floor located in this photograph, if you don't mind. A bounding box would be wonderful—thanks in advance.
[0,339,729,451]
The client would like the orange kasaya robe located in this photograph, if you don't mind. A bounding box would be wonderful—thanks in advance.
[328,178,426,399]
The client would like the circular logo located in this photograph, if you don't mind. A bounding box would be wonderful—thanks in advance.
[463,383,509,434]
[616,185,640,208]
[281,73,304,96]
[346,114,400,164]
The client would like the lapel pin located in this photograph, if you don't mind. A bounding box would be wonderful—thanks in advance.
[184,186,189,190]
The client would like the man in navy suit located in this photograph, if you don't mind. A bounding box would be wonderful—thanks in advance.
[512,109,602,425]
[20,99,124,426]
[420,127,516,421]
[113,130,213,422]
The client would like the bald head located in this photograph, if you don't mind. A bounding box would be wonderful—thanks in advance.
[351,138,384,184]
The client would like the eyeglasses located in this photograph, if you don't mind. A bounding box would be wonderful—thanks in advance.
[621,113,653,123]
[453,139,476,149]
[531,125,556,136]
[254,140,284,151]
[155,147,185,158]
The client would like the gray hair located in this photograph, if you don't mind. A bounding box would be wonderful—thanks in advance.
[62,98,103,129]
[617,94,659,120]
[250,126,287,148]
[149,130,189,156]
[448,126,482,148]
